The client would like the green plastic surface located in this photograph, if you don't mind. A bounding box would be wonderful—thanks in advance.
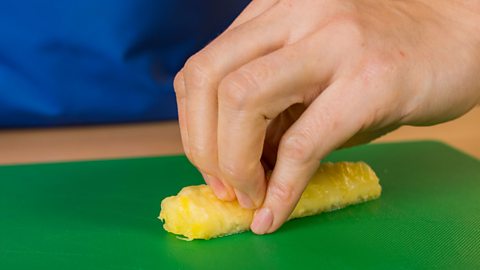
[1,141,479,269]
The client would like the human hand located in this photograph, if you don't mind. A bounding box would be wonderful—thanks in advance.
[174,0,480,234]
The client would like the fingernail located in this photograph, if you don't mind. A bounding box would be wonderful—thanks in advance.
[251,207,273,235]
[234,189,255,209]
[202,173,228,200]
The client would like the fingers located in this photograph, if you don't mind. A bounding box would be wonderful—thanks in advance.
[175,70,230,199]
[182,13,288,199]
[173,71,190,158]
[216,23,348,208]
[216,38,336,208]
[251,81,369,234]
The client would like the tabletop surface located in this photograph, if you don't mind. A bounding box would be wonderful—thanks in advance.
[0,141,479,269]
[0,107,479,165]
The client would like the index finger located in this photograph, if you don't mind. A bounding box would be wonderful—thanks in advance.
[217,43,319,208]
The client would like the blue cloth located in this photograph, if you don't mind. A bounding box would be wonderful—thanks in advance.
[0,0,249,127]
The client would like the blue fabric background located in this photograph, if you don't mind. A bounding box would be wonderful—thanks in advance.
[0,0,249,127]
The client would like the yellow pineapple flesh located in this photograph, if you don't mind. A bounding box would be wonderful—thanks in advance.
[159,161,381,240]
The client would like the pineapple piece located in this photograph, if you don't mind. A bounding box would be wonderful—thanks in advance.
[159,162,381,240]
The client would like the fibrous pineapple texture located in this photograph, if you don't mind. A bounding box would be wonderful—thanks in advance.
[159,162,381,240]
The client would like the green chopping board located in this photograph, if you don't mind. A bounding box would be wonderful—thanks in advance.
[1,141,479,269]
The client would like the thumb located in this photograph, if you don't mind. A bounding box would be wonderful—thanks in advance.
[251,81,369,234]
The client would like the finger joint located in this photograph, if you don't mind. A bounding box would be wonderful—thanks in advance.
[279,132,316,164]
[219,69,260,110]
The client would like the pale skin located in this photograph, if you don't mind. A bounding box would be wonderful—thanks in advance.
[174,0,480,234]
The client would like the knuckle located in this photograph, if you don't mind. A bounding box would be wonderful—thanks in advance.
[326,15,364,49]
[362,54,395,78]
[219,162,243,185]
[189,144,213,170]
[279,132,316,163]
[219,161,253,186]
[218,70,258,110]
[269,181,295,204]
[330,14,362,34]
[183,53,215,87]
[173,71,186,97]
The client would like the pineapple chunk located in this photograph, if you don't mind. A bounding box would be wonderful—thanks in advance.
[159,162,381,240]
